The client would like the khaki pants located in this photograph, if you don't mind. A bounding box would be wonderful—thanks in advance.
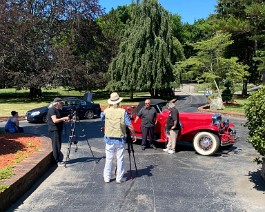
[167,130,178,150]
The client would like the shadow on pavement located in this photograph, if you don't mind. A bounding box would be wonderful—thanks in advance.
[65,156,105,167]
[125,164,155,179]
[248,170,265,193]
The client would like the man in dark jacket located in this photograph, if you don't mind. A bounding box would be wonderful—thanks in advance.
[135,99,157,150]
[47,97,69,166]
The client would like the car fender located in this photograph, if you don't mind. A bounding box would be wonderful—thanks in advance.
[181,125,219,135]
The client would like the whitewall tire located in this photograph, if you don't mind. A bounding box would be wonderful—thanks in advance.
[193,132,220,156]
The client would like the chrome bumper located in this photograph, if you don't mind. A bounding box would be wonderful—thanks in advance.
[220,128,239,146]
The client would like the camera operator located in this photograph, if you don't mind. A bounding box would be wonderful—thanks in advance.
[101,92,137,183]
[47,97,70,166]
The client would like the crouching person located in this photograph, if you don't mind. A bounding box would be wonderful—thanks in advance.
[102,92,137,183]
[5,111,24,133]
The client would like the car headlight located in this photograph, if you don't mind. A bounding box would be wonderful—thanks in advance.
[212,114,222,125]
[31,111,40,116]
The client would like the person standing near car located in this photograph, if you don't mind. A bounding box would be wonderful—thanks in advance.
[47,97,69,166]
[163,102,180,154]
[134,99,157,150]
[101,92,137,183]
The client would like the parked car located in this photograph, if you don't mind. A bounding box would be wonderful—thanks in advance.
[25,97,101,123]
[125,99,238,156]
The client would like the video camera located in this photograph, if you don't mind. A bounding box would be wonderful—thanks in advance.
[68,108,77,121]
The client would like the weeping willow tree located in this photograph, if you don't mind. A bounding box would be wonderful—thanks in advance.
[107,0,182,99]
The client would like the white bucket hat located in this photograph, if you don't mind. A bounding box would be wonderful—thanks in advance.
[108,92,123,104]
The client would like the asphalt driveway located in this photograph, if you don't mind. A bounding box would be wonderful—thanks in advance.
[2,94,265,212]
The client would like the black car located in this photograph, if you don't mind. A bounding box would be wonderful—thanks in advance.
[25,97,101,123]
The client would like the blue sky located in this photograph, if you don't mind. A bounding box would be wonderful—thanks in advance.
[99,0,217,24]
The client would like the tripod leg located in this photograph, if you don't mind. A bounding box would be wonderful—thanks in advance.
[65,139,73,168]
[79,129,96,163]
[127,140,134,179]
[86,137,96,162]
[130,141,138,176]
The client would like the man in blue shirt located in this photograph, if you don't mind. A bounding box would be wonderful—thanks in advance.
[5,111,24,133]
[101,92,137,183]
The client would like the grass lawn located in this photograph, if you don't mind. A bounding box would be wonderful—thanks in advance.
[0,87,247,117]
[0,88,151,117]
[223,98,248,114]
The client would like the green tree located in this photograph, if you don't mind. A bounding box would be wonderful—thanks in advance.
[0,0,104,97]
[181,19,214,59]
[97,6,131,59]
[254,50,265,84]
[107,0,183,99]
[212,0,265,95]
[177,32,249,102]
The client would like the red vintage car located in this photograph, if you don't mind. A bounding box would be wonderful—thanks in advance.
[123,99,238,156]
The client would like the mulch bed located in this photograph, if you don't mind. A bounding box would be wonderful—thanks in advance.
[0,134,41,170]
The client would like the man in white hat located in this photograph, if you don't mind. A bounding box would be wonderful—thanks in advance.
[101,92,137,183]
[163,102,180,154]
[47,97,70,166]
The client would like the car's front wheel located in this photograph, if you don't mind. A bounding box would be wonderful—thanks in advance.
[193,132,220,156]
[85,110,94,119]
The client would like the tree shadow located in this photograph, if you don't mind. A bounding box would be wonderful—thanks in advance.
[157,141,240,157]
[247,170,265,193]
[0,137,26,155]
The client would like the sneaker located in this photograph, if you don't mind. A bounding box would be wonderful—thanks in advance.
[57,161,65,167]
[116,177,127,184]
[150,144,157,150]
[168,149,175,154]
[104,179,110,183]
[163,148,169,152]
[142,146,146,150]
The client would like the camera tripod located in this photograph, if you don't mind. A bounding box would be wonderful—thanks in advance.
[125,128,138,178]
[113,128,138,179]
[64,115,96,168]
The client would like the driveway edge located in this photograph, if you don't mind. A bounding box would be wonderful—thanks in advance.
[0,136,53,211]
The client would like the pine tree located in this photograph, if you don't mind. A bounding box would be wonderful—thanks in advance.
[213,0,265,95]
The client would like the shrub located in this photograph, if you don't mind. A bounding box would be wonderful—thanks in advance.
[221,80,233,102]
[244,86,265,158]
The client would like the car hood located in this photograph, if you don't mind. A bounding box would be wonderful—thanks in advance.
[27,106,48,113]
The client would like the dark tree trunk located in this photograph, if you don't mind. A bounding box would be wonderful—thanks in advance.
[29,87,42,99]
[129,90,134,100]
[242,80,248,97]
[150,88,154,98]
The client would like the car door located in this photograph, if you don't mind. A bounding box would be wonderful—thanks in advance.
[61,99,75,117]
[77,100,87,117]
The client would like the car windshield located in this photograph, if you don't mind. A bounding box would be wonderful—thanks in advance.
[157,102,168,112]
[134,100,168,114]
